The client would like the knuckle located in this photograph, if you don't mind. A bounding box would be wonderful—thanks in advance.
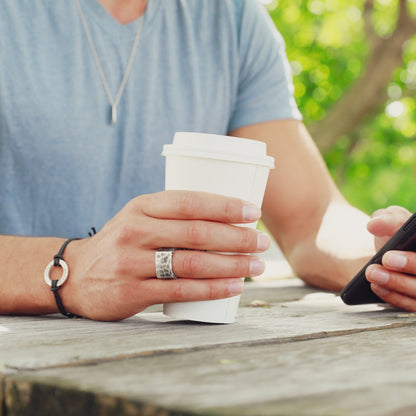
[114,222,148,246]
[113,254,129,276]
[238,229,256,252]
[232,256,251,277]
[197,281,217,300]
[169,284,187,301]
[180,252,203,276]
[185,221,209,246]
[135,192,164,217]
[175,192,198,217]
[223,199,238,220]
[125,195,146,214]
[206,282,216,300]
[390,274,410,294]
[114,223,135,245]
[223,255,247,277]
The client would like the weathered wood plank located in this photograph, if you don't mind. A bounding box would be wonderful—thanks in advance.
[1,279,415,372]
[0,376,4,416]
[4,325,416,416]
[4,381,190,416]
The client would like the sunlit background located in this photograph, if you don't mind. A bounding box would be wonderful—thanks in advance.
[261,0,416,215]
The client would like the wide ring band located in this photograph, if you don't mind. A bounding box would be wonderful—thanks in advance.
[155,248,178,279]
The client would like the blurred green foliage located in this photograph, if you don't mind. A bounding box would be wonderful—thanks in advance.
[266,0,416,214]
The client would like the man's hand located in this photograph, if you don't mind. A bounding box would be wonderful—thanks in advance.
[61,191,270,321]
[365,205,416,311]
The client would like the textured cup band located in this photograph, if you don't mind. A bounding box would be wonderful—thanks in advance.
[155,248,178,279]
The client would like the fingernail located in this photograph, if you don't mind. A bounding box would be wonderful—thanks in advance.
[385,253,407,269]
[257,232,270,251]
[249,257,265,276]
[229,279,244,296]
[243,204,261,221]
[368,268,390,284]
[371,284,391,297]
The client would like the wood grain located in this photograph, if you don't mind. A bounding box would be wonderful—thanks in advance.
[4,325,416,416]
[0,280,412,372]
[2,279,416,416]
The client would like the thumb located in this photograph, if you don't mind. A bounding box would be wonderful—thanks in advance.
[367,206,412,251]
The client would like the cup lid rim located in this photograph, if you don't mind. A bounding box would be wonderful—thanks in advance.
[161,145,275,169]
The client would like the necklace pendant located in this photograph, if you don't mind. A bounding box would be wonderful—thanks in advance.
[111,105,117,124]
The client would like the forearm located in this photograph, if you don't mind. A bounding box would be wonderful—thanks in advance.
[0,235,66,315]
[231,120,376,291]
[275,202,375,291]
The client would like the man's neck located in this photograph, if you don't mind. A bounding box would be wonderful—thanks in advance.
[98,0,147,24]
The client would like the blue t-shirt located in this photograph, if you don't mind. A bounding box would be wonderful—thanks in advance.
[0,0,301,237]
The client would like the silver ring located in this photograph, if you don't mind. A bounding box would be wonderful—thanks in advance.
[44,259,69,287]
[155,248,178,279]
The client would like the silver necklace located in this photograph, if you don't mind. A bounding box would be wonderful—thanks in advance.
[75,0,145,124]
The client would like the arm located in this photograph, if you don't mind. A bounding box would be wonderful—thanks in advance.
[230,118,375,291]
[0,191,270,320]
[0,235,66,315]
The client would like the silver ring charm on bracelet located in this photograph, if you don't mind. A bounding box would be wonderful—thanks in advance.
[44,259,69,287]
[155,248,178,279]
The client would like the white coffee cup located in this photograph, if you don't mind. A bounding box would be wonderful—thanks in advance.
[161,132,275,323]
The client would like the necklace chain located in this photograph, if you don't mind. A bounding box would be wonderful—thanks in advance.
[75,0,144,124]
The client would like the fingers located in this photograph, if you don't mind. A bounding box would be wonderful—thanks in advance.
[367,206,411,237]
[142,277,245,306]
[120,248,266,279]
[137,218,270,253]
[370,280,416,312]
[110,212,270,254]
[171,251,265,279]
[365,250,416,311]
[367,206,412,252]
[133,191,262,224]
[111,190,270,254]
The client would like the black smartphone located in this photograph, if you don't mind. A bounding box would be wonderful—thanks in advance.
[341,210,416,305]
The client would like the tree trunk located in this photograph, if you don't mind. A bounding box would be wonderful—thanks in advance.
[309,0,416,154]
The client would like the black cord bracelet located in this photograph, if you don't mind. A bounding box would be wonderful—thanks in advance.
[43,228,96,319]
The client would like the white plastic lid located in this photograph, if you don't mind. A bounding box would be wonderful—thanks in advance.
[162,132,275,169]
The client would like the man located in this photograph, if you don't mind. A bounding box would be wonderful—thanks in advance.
[0,0,414,321]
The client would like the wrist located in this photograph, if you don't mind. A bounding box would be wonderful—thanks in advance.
[53,237,89,318]
[44,238,83,318]
[2,237,66,315]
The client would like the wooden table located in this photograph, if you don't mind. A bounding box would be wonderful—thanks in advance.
[1,278,416,416]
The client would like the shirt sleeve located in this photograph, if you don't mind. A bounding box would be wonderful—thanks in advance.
[228,0,302,132]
